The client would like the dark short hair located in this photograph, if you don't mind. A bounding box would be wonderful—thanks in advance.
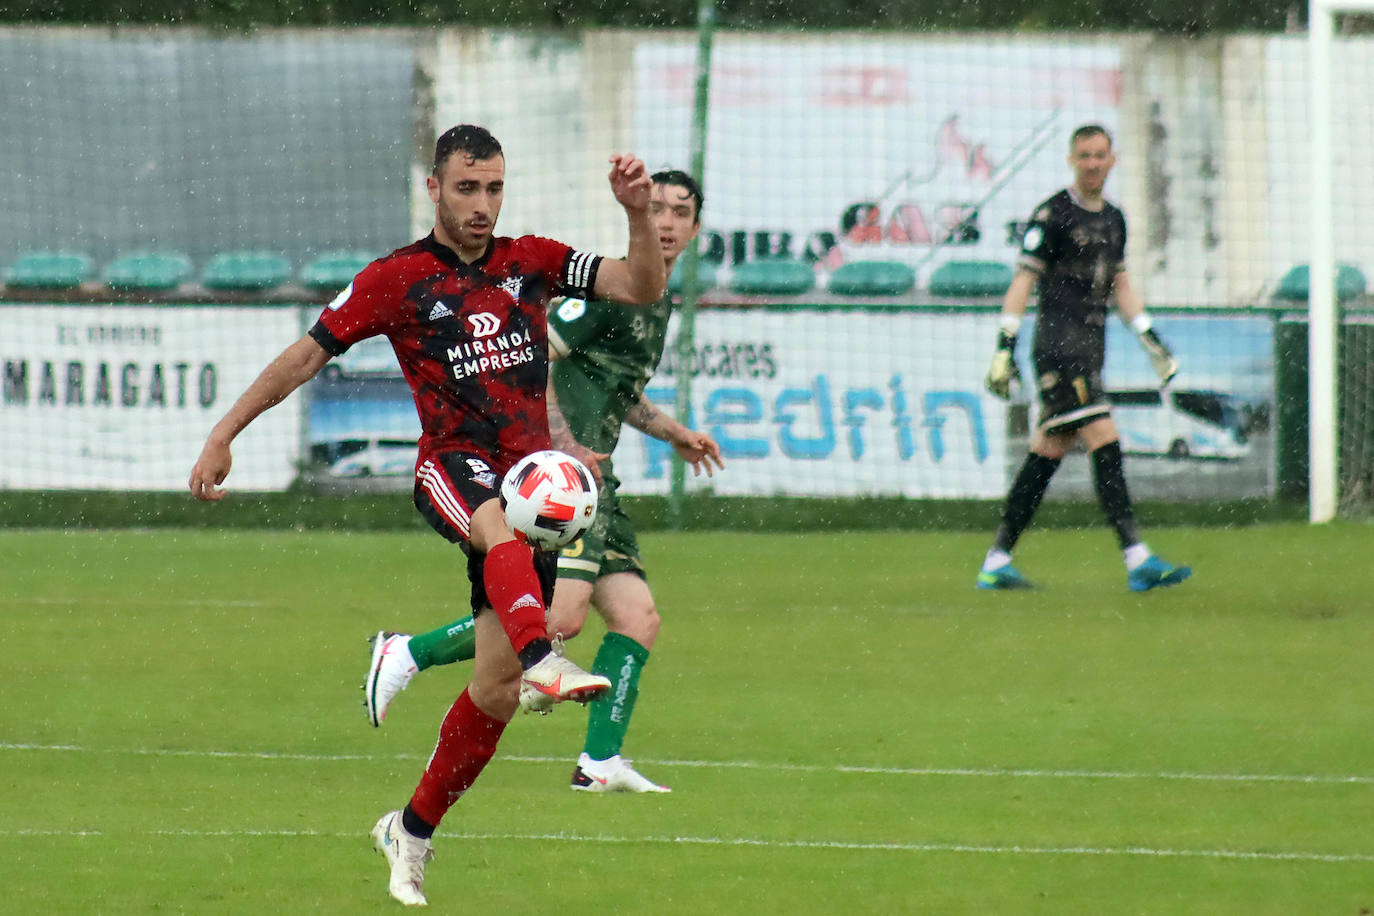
[433,124,503,174]
[651,169,704,224]
[1070,124,1112,149]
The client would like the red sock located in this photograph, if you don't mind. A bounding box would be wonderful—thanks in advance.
[409,688,507,827]
[482,540,548,655]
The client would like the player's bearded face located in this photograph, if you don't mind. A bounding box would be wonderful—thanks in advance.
[430,153,505,255]
[1070,135,1115,194]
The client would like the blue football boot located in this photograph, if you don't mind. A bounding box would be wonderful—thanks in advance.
[976,564,1035,590]
[1128,555,1192,592]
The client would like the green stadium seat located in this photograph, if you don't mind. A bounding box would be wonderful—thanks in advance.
[4,251,95,288]
[667,258,719,295]
[202,251,293,292]
[300,251,375,291]
[1274,263,1368,301]
[928,259,1014,297]
[828,260,916,297]
[102,251,192,292]
[729,259,815,296]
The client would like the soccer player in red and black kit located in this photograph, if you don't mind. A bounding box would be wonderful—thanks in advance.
[188,124,666,906]
[978,124,1191,593]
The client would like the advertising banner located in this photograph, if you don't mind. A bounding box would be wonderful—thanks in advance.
[0,305,303,490]
[302,307,1275,501]
[617,309,1009,497]
[613,311,1276,501]
[305,308,1012,498]
[632,39,1123,283]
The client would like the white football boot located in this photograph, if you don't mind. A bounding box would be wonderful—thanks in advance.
[517,680,556,715]
[364,632,417,727]
[371,809,434,907]
[519,651,610,712]
[570,753,672,793]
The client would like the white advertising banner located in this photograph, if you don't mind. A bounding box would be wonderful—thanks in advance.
[632,37,1123,283]
[297,304,1272,501]
[0,305,303,490]
[610,309,1010,498]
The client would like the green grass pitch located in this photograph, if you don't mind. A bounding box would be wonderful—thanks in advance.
[2,523,1372,914]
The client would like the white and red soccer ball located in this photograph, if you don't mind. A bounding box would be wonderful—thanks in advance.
[500,450,598,550]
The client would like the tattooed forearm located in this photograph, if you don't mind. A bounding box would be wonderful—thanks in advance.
[546,378,578,449]
[625,395,674,440]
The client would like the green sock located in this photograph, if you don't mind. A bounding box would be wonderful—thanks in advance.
[406,615,477,671]
[584,631,650,761]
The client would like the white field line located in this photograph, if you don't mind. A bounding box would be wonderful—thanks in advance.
[5,597,265,607]
[1,827,1371,864]
[2,742,1373,786]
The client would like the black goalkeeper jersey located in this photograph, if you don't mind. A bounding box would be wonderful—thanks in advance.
[1017,188,1127,373]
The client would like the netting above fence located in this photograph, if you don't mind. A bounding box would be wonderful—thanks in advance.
[0,28,415,271]
[1,26,1371,513]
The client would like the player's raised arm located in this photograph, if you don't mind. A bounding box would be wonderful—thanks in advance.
[188,334,333,501]
[591,154,666,306]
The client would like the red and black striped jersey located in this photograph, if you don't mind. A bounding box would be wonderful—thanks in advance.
[310,232,602,471]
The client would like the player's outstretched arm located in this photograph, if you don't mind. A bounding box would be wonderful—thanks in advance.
[591,154,666,306]
[189,335,332,501]
[1113,271,1179,387]
[625,395,725,478]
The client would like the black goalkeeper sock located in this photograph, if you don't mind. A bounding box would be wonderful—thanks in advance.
[1092,441,1139,550]
[994,453,1061,553]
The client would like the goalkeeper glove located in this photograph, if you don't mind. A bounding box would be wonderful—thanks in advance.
[1137,327,1178,387]
[985,330,1021,400]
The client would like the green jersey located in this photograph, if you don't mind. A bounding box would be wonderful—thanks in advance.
[547,293,674,456]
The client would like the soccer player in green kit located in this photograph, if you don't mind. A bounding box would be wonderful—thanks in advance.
[365,169,724,793]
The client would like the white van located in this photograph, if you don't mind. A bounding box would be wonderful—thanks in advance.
[320,336,403,380]
[326,438,419,477]
[1107,388,1250,461]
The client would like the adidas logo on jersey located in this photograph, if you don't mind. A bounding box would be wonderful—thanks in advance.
[428,301,454,321]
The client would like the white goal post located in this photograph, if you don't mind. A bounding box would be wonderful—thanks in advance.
[1309,0,1374,522]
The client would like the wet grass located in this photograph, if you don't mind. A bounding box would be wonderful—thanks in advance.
[2,524,1371,913]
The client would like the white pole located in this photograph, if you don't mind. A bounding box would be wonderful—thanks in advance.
[1309,0,1338,522]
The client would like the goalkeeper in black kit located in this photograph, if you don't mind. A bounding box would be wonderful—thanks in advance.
[978,124,1191,592]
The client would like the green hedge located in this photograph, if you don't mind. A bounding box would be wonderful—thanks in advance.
[0,1,1292,34]
[0,490,1305,532]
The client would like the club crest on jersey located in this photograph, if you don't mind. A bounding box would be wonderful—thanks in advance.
[467,312,501,337]
[462,456,497,488]
[498,275,523,302]
[427,300,454,321]
[556,298,587,322]
[327,282,354,311]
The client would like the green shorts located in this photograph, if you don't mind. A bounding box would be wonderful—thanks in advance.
[557,475,644,583]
